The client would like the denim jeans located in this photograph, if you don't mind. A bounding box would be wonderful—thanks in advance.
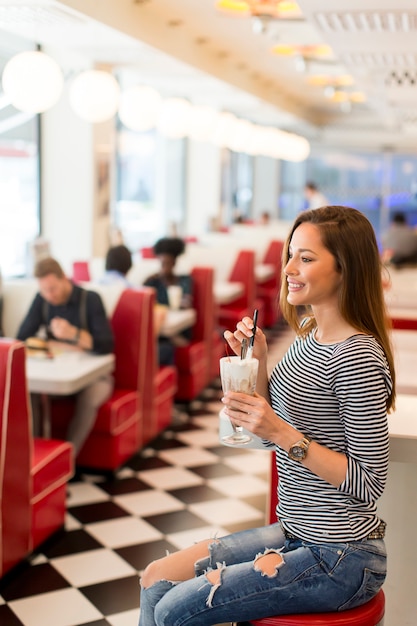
[138,523,386,626]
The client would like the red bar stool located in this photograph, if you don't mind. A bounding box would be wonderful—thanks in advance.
[235,588,385,624]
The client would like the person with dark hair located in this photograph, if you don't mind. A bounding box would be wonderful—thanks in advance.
[138,206,394,625]
[144,237,193,359]
[381,211,417,267]
[304,181,328,210]
[100,245,133,286]
[144,237,193,311]
[17,257,114,454]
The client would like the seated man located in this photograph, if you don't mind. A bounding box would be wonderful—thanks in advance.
[17,257,114,455]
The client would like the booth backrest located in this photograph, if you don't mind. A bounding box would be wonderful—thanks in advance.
[110,288,154,392]
[0,340,31,577]
[190,266,214,344]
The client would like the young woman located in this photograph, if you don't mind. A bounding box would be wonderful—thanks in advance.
[138,206,395,625]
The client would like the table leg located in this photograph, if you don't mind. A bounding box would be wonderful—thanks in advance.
[40,393,51,438]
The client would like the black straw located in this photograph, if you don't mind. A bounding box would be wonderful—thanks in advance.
[249,309,258,349]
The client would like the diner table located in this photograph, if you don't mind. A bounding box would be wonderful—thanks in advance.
[213,281,245,305]
[159,308,196,337]
[26,344,115,437]
[255,263,276,283]
[392,329,417,394]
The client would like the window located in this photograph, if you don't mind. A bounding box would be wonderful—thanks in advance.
[115,126,186,250]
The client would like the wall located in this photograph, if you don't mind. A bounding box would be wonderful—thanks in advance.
[185,138,222,236]
[41,83,94,274]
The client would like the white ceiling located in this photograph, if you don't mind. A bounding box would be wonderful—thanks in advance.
[1,0,417,151]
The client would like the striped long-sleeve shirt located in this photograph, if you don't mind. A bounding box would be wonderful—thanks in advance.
[269,330,392,543]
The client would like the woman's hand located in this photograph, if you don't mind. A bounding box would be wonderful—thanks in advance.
[221,390,282,442]
[223,316,268,361]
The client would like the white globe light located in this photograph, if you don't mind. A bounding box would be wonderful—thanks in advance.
[69,70,120,123]
[119,85,162,131]
[157,98,192,138]
[2,50,64,113]
[187,105,219,142]
[211,111,238,147]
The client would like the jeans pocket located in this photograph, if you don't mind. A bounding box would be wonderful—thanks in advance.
[338,567,386,611]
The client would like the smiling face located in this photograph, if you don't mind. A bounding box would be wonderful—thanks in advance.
[284,222,342,310]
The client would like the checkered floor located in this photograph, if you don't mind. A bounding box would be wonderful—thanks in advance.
[0,325,294,626]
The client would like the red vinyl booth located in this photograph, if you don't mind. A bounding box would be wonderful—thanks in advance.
[72,260,91,283]
[236,453,385,625]
[390,316,417,330]
[50,289,154,471]
[175,267,217,402]
[217,249,265,331]
[140,289,178,444]
[256,240,283,328]
[0,339,73,578]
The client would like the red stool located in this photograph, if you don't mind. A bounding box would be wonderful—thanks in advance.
[236,587,385,625]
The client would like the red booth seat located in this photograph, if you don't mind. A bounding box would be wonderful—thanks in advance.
[51,289,155,471]
[139,288,177,445]
[72,260,91,283]
[175,267,217,402]
[0,340,73,578]
[256,240,283,328]
[217,249,265,331]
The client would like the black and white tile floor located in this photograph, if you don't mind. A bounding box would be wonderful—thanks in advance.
[0,325,294,626]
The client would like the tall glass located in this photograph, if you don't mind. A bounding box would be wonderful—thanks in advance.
[219,355,258,445]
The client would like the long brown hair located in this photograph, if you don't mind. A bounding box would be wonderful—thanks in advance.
[279,206,396,411]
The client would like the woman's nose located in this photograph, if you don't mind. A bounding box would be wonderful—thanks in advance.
[284,258,296,275]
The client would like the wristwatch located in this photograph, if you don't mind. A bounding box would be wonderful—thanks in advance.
[288,436,312,461]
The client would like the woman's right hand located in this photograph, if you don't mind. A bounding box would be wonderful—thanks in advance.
[223,316,268,361]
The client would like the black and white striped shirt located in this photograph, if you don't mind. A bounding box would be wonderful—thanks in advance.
[269,330,392,543]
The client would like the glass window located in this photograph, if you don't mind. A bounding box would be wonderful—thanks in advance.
[115,126,186,250]
[279,148,417,242]
[221,149,254,224]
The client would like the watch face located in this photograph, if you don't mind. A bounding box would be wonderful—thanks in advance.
[290,445,304,459]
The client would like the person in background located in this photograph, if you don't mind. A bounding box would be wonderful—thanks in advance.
[381,211,417,267]
[138,206,393,625]
[304,181,328,210]
[100,244,133,286]
[144,237,193,311]
[144,236,193,357]
[17,257,114,455]
[259,210,271,225]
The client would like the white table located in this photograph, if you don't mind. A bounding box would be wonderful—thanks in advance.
[26,349,115,438]
[255,263,276,283]
[392,330,417,394]
[159,308,196,337]
[214,281,245,304]
[26,351,115,395]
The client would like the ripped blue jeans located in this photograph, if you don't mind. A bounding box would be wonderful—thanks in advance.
[138,522,386,626]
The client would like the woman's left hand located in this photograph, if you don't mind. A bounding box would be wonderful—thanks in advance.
[221,391,281,442]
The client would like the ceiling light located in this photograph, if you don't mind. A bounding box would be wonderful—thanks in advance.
[215,1,302,20]
[271,44,334,59]
[2,51,64,113]
[118,85,162,131]
[69,70,120,123]
[157,97,193,138]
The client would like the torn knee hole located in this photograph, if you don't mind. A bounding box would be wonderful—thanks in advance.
[206,569,221,585]
[254,552,284,577]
